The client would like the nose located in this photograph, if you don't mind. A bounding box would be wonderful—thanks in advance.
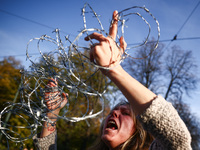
[112,110,120,118]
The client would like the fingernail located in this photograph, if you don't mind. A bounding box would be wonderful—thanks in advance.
[84,37,88,41]
[114,10,118,20]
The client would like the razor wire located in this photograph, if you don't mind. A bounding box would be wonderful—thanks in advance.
[0,3,160,148]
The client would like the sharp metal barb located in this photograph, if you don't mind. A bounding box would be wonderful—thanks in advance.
[0,3,160,148]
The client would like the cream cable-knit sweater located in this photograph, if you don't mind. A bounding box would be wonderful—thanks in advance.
[33,96,192,150]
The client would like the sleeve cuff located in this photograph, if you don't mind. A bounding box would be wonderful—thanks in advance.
[33,130,57,150]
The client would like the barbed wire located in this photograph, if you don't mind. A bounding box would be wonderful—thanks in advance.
[0,3,160,149]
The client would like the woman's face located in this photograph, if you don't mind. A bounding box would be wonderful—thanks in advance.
[101,104,136,149]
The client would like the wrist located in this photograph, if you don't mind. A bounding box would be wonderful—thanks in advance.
[46,110,60,120]
[40,121,56,138]
[106,65,124,80]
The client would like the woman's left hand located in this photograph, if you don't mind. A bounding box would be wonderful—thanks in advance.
[44,78,68,117]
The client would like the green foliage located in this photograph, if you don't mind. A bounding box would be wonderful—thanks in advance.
[0,57,22,110]
[57,118,100,150]
[36,51,113,149]
[0,50,115,149]
[0,111,35,149]
[0,57,35,149]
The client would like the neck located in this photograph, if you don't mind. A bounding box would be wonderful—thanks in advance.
[109,144,122,150]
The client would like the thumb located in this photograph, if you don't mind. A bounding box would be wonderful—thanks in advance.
[61,93,68,108]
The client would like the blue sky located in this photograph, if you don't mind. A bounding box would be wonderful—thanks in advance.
[0,0,200,117]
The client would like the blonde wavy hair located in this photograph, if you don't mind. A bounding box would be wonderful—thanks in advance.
[89,101,154,150]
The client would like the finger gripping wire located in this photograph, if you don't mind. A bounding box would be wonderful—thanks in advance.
[0,3,160,148]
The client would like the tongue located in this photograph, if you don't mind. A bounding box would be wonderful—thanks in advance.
[107,122,117,130]
[111,127,115,130]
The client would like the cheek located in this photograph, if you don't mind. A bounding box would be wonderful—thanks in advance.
[117,119,135,145]
[124,118,136,135]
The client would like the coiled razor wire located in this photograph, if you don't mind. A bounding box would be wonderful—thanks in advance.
[0,3,160,148]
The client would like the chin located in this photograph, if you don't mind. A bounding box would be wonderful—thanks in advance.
[101,134,113,146]
[101,134,111,142]
[101,134,123,149]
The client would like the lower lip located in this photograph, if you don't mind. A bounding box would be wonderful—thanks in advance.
[104,128,118,133]
[107,128,117,130]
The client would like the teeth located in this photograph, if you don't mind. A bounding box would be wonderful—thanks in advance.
[108,121,115,124]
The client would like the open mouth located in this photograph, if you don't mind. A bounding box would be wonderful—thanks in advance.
[106,120,118,130]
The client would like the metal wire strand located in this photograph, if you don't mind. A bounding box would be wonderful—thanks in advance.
[0,3,160,148]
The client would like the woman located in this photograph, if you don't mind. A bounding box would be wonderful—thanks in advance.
[33,11,192,150]
[89,101,154,150]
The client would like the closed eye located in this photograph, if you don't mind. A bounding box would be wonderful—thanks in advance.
[122,111,130,115]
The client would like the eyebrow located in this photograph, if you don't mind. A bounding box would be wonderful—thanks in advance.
[113,105,130,111]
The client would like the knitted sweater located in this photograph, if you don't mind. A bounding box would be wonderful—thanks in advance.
[33,96,192,150]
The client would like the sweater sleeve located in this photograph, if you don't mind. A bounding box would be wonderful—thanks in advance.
[137,95,192,150]
[33,130,57,150]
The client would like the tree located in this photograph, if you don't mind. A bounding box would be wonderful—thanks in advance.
[123,38,164,94]
[164,45,197,100]
[0,57,22,110]
[21,50,116,150]
[0,57,35,149]
[163,46,199,149]
[123,39,200,149]
[0,54,115,149]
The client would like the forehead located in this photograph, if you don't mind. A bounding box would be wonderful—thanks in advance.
[113,104,130,110]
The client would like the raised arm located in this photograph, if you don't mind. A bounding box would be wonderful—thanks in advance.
[40,79,68,137]
[85,10,191,149]
[33,79,68,150]
[85,10,156,116]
